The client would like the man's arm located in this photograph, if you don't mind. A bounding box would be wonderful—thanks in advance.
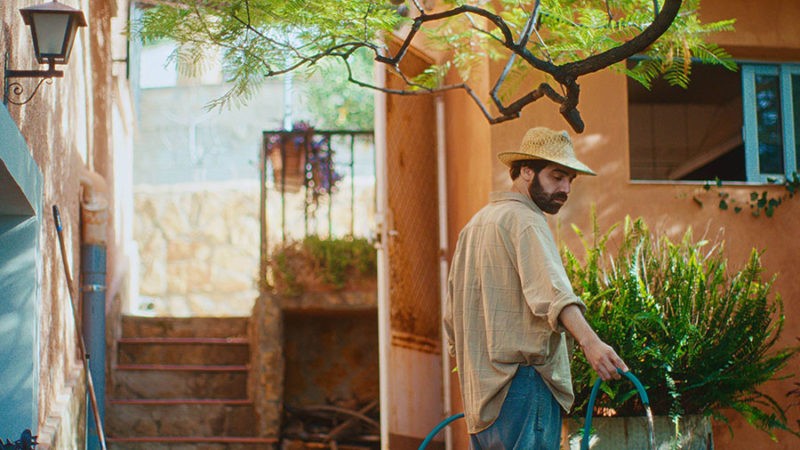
[559,304,628,381]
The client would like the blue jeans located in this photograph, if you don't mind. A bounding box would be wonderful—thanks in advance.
[470,366,562,450]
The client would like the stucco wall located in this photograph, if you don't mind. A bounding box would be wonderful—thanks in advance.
[0,0,134,447]
[442,57,493,448]
[443,1,800,449]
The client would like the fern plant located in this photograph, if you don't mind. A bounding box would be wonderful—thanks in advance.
[563,215,799,438]
[267,235,377,296]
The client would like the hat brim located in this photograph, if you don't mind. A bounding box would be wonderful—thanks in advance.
[497,152,596,176]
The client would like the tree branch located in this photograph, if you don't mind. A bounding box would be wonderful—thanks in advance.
[560,0,681,77]
[140,0,695,132]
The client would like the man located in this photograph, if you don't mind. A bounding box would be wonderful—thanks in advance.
[444,127,627,449]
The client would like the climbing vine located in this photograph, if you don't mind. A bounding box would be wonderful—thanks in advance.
[696,172,800,217]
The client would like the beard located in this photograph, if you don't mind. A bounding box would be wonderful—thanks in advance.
[529,174,568,214]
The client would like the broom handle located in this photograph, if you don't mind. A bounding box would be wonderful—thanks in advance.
[53,205,108,450]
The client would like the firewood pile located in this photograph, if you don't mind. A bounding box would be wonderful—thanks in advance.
[282,399,380,450]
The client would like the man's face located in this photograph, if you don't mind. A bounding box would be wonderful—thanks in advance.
[527,164,577,214]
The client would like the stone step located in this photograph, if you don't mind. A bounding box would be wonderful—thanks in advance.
[106,436,277,450]
[112,364,248,399]
[118,337,250,365]
[121,316,249,339]
[106,399,257,438]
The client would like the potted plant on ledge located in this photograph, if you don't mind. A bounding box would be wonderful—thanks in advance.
[266,235,377,298]
[562,216,799,449]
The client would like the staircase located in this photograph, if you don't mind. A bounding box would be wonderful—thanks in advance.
[106,316,276,449]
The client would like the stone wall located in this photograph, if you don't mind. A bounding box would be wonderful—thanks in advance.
[250,290,377,438]
[134,181,261,316]
[133,174,378,316]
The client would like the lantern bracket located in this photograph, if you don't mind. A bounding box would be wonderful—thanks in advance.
[4,52,63,105]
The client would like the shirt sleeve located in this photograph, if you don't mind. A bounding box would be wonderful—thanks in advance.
[516,222,586,332]
[443,261,456,358]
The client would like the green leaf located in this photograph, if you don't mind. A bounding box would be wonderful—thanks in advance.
[563,212,798,434]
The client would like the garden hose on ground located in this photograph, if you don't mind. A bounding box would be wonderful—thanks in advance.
[418,412,464,450]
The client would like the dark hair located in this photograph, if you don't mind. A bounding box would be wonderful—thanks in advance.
[510,159,550,180]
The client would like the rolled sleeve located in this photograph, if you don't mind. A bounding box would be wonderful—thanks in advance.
[444,269,456,357]
[517,222,586,332]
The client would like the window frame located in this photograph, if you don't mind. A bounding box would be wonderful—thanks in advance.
[741,63,800,183]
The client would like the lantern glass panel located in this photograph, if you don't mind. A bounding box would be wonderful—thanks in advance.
[30,13,70,61]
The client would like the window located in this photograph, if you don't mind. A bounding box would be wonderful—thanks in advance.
[742,64,800,182]
[628,61,800,183]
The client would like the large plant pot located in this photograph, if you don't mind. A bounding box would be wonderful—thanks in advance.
[564,414,713,449]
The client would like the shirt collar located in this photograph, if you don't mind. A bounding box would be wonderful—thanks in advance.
[489,191,545,216]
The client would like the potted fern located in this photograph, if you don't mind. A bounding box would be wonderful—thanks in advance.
[561,216,799,448]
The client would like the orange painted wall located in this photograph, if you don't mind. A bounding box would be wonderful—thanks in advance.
[443,0,800,448]
[443,57,493,449]
[701,0,800,59]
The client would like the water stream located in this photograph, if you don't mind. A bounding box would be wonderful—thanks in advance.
[644,405,657,450]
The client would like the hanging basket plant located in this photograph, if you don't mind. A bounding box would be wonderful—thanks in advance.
[265,122,342,197]
[266,126,313,194]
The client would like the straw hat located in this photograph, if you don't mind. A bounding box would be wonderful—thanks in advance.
[497,127,596,176]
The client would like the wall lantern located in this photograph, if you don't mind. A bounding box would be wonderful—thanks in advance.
[3,1,87,105]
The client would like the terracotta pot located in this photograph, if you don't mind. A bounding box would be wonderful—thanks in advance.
[268,136,308,193]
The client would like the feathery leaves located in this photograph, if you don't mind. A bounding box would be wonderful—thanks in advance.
[563,215,799,438]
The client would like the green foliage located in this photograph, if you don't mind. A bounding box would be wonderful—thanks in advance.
[298,47,375,130]
[563,215,799,437]
[135,1,735,111]
[698,172,800,218]
[267,235,377,296]
[135,0,405,108]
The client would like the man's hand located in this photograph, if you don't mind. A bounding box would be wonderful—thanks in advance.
[580,336,628,381]
[558,304,628,381]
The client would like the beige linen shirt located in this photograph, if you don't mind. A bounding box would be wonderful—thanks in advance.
[444,191,586,434]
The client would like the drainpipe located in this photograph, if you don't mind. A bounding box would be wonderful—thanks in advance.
[79,168,108,450]
[373,60,391,450]
[435,95,453,450]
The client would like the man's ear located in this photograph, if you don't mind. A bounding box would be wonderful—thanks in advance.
[521,165,535,181]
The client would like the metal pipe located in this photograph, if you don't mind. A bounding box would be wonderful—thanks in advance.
[78,169,109,450]
[81,243,106,450]
[373,59,391,450]
[260,132,270,290]
[52,206,107,450]
[435,95,453,450]
[349,134,356,236]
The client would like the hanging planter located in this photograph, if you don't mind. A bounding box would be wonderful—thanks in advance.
[266,127,313,194]
[265,123,342,197]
